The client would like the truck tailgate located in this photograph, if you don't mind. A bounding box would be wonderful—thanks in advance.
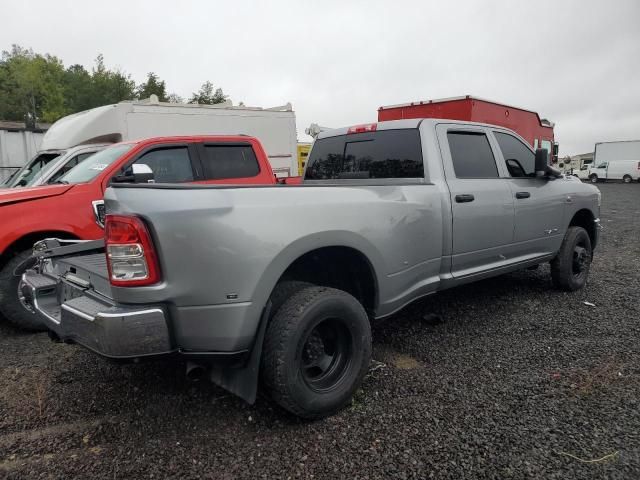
[54,253,112,298]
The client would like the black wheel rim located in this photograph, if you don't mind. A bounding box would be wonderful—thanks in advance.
[572,242,590,277]
[299,318,352,392]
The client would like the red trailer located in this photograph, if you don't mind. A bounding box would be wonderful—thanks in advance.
[378,95,558,162]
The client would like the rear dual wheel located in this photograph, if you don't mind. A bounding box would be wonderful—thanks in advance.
[261,284,371,419]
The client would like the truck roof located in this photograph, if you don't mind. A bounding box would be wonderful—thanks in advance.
[117,134,261,146]
[316,118,522,140]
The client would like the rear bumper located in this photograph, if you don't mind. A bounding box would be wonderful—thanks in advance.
[20,269,174,360]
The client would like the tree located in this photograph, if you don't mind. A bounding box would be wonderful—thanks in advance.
[63,64,93,113]
[189,81,227,105]
[166,93,184,103]
[0,46,231,126]
[136,72,168,102]
[0,45,66,127]
[90,54,136,107]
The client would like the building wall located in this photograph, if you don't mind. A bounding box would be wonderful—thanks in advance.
[0,128,47,182]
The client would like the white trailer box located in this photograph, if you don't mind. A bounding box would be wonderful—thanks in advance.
[589,140,640,183]
[3,96,298,188]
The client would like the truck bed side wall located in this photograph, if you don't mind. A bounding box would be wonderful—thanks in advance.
[104,183,444,351]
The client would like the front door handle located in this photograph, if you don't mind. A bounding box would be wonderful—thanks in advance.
[455,194,475,203]
[515,191,531,199]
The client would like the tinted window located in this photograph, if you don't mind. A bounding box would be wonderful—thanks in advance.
[447,132,498,178]
[201,145,260,180]
[495,132,536,177]
[305,129,423,180]
[135,147,194,183]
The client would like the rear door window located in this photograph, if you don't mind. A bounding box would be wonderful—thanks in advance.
[305,129,424,180]
[494,132,536,177]
[200,145,260,180]
[447,132,498,178]
[134,147,194,183]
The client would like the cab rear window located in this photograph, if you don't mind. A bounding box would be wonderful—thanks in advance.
[305,129,424,180]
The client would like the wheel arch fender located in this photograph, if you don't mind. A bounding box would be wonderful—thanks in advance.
[251,230,385,320]
[0,229,80,267]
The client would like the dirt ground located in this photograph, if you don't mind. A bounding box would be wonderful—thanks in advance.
[1,182,639,479]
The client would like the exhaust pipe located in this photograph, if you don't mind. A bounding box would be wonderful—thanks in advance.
[186,362,207,382]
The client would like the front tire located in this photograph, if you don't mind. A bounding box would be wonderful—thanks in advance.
[0,249,45,331]
[589,174,599,184]
[623,175,632,183]
[261,286,372,419]
[550,226,592,291]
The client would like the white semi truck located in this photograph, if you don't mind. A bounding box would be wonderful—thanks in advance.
[2,95,298,188]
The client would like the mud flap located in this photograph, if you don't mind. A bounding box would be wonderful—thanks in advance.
[209,301,272,404]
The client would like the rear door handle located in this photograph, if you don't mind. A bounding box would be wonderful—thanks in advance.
[515,191,531,199]
[455,194,475,203]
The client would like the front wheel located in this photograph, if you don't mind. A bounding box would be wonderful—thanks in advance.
[623,175,632,184]
[0,249,46,331]
[589,174,599,184]
[261,286,372,419]
[550,226,592,291]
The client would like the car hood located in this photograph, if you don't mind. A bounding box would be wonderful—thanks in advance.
[0,184,74,206]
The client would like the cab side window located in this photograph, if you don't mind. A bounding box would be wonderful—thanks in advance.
[447,131,498,178]
[495,132,536,177]
[200,145,260,180]
[134,147,194,183]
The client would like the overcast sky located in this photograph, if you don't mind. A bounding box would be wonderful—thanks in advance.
[2,0,639,155]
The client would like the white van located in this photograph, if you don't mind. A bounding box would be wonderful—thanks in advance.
[3,95,298,188]
[589,140,640,183]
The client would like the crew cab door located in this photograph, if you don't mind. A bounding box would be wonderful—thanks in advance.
[436,125,515,277]
[492,129,566,257]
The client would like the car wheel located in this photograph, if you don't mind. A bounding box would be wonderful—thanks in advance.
[589,174,599,183]
[550,226,592,291]
[623,175,632,183]
[261,285,371,419]
[0,249,46,331]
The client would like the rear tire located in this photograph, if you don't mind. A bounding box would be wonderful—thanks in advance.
[550,227,592,291]
[0,250,46,331]
[623,175,632,184]
[261,286,371,419]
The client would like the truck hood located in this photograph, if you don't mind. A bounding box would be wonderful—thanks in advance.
[0,184,74,206]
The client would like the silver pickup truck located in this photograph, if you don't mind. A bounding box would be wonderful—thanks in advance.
[20,119,600,418]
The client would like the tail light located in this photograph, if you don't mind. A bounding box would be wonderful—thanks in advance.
[347,123,377,134]
[105,214,161,287]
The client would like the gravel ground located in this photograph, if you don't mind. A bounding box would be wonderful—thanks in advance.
[1,182,639,479]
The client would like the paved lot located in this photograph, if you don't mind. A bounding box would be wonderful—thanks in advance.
[1,182,639,479]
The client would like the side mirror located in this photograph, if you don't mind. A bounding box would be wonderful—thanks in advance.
[535,148,549,176]
[535,148,562,179]
[131,164,154,183]
[112,163,155,183]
